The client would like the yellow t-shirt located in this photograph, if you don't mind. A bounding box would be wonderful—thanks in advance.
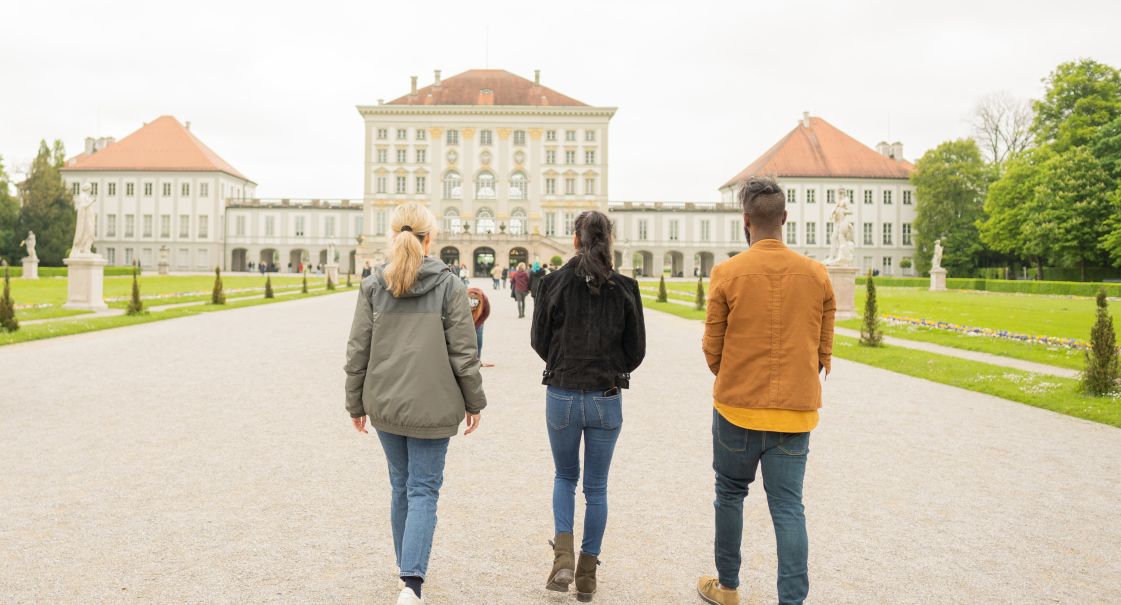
[714,402,818,433]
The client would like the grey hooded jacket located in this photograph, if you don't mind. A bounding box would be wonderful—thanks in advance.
[345,256,486,438]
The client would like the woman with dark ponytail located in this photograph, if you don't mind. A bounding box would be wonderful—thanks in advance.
[530,210,646,602]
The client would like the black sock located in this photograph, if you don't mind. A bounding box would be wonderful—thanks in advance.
[402,576,423,598]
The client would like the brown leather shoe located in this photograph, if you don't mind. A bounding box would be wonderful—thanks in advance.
[575,552,600,602]
[697,576,740,605]
[546,533,575,592]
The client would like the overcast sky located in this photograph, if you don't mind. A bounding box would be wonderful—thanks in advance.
[3,0,1119,201]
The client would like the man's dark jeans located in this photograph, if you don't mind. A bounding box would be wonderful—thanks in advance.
[712,409,810,605]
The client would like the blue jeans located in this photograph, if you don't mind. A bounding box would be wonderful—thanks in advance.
[375,430,450,579]
[712,410,810,605]
[546,386,622,556]
[476,326,484,357]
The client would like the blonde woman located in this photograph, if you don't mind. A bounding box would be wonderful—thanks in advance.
[345,202,486,605]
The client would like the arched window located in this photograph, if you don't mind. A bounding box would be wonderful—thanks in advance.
[443,171,461,200]
[443,207,461,233]
[476,207,496,234]
[510,172,528,200]
[475,171,496,199]
[510,207,527,236]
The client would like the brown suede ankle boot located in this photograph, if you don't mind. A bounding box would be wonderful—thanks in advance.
[546,533,575,592]
[575,552,600,602]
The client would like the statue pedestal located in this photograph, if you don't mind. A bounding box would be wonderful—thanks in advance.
[325,263,339,284]
[158,261,169,275]
[62,255,108,311]
[929,268,947,292]
[21,257,39,280]
[827,265,860,320]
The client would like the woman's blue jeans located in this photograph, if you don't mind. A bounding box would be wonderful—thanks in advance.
[376,430,450,580]
[545,386,622,556]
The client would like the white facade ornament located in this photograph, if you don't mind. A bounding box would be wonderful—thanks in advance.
[20,231,37,260]
[825,190,855,267]
[931,239,944,271]
[71,183,98,257]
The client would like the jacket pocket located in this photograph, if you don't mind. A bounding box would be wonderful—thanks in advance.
[546,390,575,430]
[591,393,623,430]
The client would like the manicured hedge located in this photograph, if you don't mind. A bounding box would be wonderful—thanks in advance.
[4,266,139,278]
[855,276,1121,297]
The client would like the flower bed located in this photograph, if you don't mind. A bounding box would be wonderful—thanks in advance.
[103,286,297,303]
[882,314,1090,351]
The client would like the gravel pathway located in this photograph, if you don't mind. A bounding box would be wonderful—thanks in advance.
[2,280,1119,604]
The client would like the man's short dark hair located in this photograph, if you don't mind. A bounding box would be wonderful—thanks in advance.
[737,176,786,228]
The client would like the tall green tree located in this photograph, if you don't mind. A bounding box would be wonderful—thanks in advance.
[18,141,74,265]
[1027,147,1114,280]
[1031,59,1121,151]
[911,139,992,276]
[980,148,1052,279]
[0,156,20,264]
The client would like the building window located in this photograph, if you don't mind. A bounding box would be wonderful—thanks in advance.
[90,183,99,195]
[638,219,648,241]
[545,130,556,142]
[377,149,387,163]
[864,190,873,204]
[143,214,153,238]
[416,129,427,141]
[106,214,117,237]
[585,150,596,164]
[160,215,170,238]
[125,248,134,265]
[786,222,797,245]
[264,216,275,237]
[700,220,711,241]
[480,130,493,146]
[355,215,363,235]
[565,130,576,142]
[513,130,526,145]
[786,189,796,204]
[396,149,407,163]
[545,177,556,195]
[584,177,596,195]
[826,189,835,204]
[902,223,912,246]
[882,256,893,275]
[475,172,496,198]
[198,215,208,239]
[162,183,171,196]
[125,214,135,238]
[415,149,426,163]
[730,219,741,242]
[510,173,528,200]
[545,150,556,164]
[324,216,335,237]
[181,183,190,196]
[882,223,893,245]
[396,176,407,194]
[884,190,893,205]
[903,190,913,205]
[826,222,834,245]
[446,129,459,145]
[443,172,461,199]
[236,216,246,236]
[565,150,576,164]
[374,176,386,193]
[477,208,496,234]
[106,248,116,264]
[415,175,426,194]
[108,183,117,196]
[376,210,387,235]
[122,182,132,197]
[585,130,596,142]
[564,212,576,236]
[846,189,854,204]
[443,208,460,233]
[179,215,190,238]
[545,212,557,236]
[564,177,575,195]
[806,222,817,245]
[71,182,80,195]
[669,220,680,241]
[396,128,407,140]
[200,183,208,197]
[863,223,874,245]
[376,128,387,140]
[144,182,153,197]
[510,208,527,235]
[806,189,816,204]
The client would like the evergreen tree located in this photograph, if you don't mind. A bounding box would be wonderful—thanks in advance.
[859,272,883,347]
[657,274,668,303]
[1082,289,1120,395]
[0,263,18,332]
[17,141,75,265]
[302,270,308,293]
[694,277,705,311]
[264,275,274,299]
[126,267,145,315]
[211,267,225,304]
[346,271,353,288]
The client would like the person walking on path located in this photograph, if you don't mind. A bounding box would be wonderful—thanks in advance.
[344,202,486,605]
[529,261,547,299]
[459,263,470,286]
[501,266,509,289]
[510,262,530,318]
[490,265,502,290]
[696,177,835,605]
[361,261,372,279]
[467,287,494,367]
[531,210,646,603]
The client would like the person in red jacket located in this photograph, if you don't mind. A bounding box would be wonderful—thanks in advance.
[467,287,494,367]
[510,262,531,318]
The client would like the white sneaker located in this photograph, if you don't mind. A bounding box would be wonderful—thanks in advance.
[396,587,423,604]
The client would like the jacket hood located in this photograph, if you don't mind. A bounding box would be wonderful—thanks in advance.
[375,256,452,298]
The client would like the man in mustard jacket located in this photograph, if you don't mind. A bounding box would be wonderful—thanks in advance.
[697,176,836,605]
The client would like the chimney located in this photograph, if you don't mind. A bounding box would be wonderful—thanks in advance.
[84,137,95,155]
[534,69,541,85]
[377,98,384,105]
[890,141,903,161]
[801,111,810,128]
[410,75,418,95]
[185,121,191,131]
[434,69,442,86]
[477,88,495,106]
[876,141,891,157]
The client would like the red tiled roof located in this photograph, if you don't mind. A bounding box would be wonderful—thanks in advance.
[61,116,252,182]
[387,69,587,107]
[722,116,913,188]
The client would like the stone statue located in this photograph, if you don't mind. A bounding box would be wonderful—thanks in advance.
[328,241,338,263]
[71,183,97,257]
[825,190,855,266]
[20,231,37,260]
[931,239,944,271]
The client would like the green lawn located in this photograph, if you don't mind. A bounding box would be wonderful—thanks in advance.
[7,274,311,320]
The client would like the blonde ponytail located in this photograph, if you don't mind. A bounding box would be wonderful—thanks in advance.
[383,202,436,297]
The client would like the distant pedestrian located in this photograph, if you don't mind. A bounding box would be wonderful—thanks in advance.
[501,267,509,289]
[361,261,372,279]
[459,264,469,285]
[344,202,485,605]
[531,210,646,602]
[490,265,502,290]
[511,262,530,318]
[467,287,494,367]
[529,261,547,299]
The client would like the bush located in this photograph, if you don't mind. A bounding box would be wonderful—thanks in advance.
[899,258,912,269]
[853,276,1121,297]
[264,276,274,299]
[694,278,705,311]
[211,267,225,304]
[326,275,336,291]
[860,272,883,347]
[301,271,308,294]
[657,275,668,303]
[1082,289,1120,396]
[126,268,145,316]
[0,265,18,332]
[550,255,563,267]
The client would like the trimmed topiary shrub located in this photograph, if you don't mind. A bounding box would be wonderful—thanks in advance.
[301,270,309,294]
[860,271,883,347]
[326,275,336,291]
[0,264,18,332]
[657,275,668,303]
[264,276,274,299]
[694,277,705,311]
[550,255,563,268]
[211,267,225,305]
[1082,289,1119,396]
[346,272,353,288]
[126,268,145,315]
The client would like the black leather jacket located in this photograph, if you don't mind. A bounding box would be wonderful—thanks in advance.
[530,259,646,390]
